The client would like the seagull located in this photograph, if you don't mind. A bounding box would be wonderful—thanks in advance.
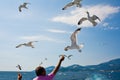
[59,54,67,58]
[67,55,73,60]
[39,62,43,66]
[19,2,30,12]
[64,28,84,52]
[39,58,47,66]
[78,11,101,26]
[45,58,47,61]
[16,41,38,48]
[62,0,82,10]
[59,54,73,60]
[16,64,22,70]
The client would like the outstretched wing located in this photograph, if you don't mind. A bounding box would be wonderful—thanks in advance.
[70,28,81,46]
[91,15,101,21]
[78,17,88,25]
[16,44,24,48]
[18,5,22,12]
[74,0,82,4]
[68,55,73,59]
[16,64,22,70]
[62,2,74,10]
[23,2,30,6]
[74,0,82,7]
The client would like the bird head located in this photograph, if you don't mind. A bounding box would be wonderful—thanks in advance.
[86,11,89,14]
[64,46,70,51]
[77,28,82,31]
[64,48,68,51]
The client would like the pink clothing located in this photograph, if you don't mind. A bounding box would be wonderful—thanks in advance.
[33,73,55,80]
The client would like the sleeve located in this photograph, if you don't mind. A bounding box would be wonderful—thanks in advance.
[48,73,55,79]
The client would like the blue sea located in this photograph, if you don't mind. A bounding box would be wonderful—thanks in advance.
[0,71,35,80]
[0,71,116,80]
[1,59,120,80]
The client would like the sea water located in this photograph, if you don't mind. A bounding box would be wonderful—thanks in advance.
[0,71,113,80]
[0,71,35,80]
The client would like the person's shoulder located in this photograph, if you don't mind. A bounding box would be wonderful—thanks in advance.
[33,77,38,80]
[48,72,55,77]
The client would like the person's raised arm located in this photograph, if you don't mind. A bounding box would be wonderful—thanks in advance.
[51,55,65,75]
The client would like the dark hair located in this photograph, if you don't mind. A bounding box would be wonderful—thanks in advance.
[35,66,46,76]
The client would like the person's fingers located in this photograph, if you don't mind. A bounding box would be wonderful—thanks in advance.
[61,55,65,61]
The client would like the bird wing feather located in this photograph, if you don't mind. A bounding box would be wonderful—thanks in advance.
[78,17,87,25]
[18,5,22,12]
[23,3,28,6]
[16,64,22,70]
[70,28,81,46]
[63,2,74,9]
[74,0,81,3]
[16,44,24,48]
[91,15,101,21]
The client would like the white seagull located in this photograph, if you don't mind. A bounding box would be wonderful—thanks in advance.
[39,62,43,66]
[67,55,73,60]
[62,0,82,10]
[78,11,101,26]
[16,64,22,70]
[59,54,73,60]
[45,58,47,61]
[39,58,47,66]
[64,28,84,52]
[19,2,30,12]
[16,41,38,48]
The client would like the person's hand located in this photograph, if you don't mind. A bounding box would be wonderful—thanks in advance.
[18,73,22,80]
[60,55,65,62]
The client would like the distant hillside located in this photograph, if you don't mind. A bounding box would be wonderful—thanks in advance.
[45,58,120,80]
[46,58,120,72]
[86,58,120,71]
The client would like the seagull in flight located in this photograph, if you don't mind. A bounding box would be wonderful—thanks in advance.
[45,58,47,61]
[62,0,82,10]
[19,2,30,12]
[16,64,22,70]
[64,28,84,52]
[67,55,73,60]
[59,54,73,60]
[39,62,43,66]
[16,41,38,48]
[78,11,101,26]
[39,58,47,66]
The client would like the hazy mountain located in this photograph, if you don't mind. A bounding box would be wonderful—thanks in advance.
[86,58,120,71]
[46,58,120,72]
[45,58,120,80]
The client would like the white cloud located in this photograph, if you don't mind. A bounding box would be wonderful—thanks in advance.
[19,35,65,43]
[101,22,119,30]
[52,5,120,27]
[102,22,109,27]
[46,29,71,34]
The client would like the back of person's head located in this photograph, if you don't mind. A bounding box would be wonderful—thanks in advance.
[35,66,46,76]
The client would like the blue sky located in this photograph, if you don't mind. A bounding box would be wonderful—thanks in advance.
[0,0,120,71]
